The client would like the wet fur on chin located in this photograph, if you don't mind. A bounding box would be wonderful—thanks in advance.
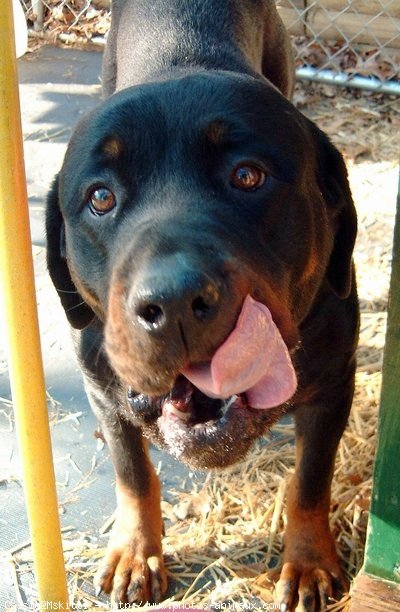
[132,403,285,469]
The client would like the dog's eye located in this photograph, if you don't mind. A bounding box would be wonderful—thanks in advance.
[88,186,116,215]
[230,165,266,191]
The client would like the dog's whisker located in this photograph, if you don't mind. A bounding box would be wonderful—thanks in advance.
[66,300,87,312]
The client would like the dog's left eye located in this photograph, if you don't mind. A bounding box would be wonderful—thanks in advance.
[230,164,266,192]
[87,186,116,215]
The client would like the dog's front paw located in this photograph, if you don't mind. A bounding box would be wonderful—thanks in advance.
[275,559,346,611]
[95,519,167,604]
[95,477,167,604]
[275,508,347,612]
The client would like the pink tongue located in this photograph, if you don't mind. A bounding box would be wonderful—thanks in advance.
[181,295,297,409]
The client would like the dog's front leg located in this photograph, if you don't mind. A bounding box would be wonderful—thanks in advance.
[90,398,167,604]
[276,388,354,611]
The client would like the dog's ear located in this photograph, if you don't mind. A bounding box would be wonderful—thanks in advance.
[46,176,95,329]
[313,127,357,298]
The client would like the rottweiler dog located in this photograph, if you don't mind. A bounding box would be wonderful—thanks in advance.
[46,0,359,608]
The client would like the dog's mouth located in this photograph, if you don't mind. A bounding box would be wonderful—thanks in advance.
[126,375,287,468]
[124,295,297,469]
[127,375,245,426]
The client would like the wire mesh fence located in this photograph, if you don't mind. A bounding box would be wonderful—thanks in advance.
[20,0,400,92]
[279,0,400,93]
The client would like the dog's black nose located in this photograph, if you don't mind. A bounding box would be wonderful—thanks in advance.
[129,258,221,333]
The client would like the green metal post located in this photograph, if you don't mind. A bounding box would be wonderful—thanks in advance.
[363,168,400,582]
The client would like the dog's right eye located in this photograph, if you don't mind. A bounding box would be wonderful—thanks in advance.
[87,186,116,215]
[230,164,266,192]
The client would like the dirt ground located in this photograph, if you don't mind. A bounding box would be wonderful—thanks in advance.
[0,44,399,610]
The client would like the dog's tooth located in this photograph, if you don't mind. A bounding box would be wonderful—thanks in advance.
[221,395,238,414]
[169,376,193,407]
[227,394,238,408]
[163,400,190,421]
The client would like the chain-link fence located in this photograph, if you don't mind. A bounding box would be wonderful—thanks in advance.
[20,0,400,93]
[279,0,400,94]
[20,0,111,42]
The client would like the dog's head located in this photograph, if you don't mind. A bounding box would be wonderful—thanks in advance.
[47,71,356,468]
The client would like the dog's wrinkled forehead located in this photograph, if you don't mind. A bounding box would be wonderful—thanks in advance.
[60,71,310,194]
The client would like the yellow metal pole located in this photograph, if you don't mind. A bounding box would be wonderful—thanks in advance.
[0,2,68,607]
